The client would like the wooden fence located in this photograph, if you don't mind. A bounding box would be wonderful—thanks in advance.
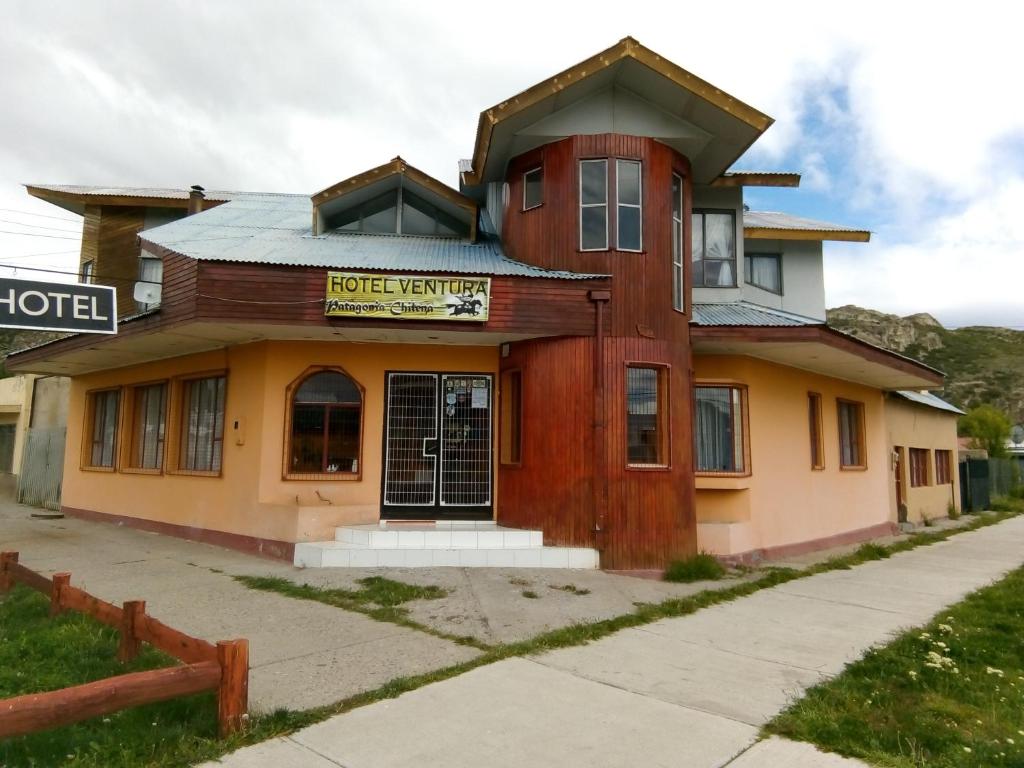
[0,551,248,739]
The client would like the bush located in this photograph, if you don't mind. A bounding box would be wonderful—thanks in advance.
[991,495,1024,513]
[664,552,726,583]
[947,501,960,520]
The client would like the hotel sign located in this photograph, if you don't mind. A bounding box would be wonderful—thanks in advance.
[0,278,116,334]
[325,272,490,322]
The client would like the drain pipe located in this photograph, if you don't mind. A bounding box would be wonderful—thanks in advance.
[589,289,611,553]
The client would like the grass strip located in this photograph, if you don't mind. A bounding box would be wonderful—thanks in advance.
[232,575,488,650]
[0,585,217,768]
[765,562,1024,767]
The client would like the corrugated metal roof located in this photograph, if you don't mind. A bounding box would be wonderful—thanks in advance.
[27,184,296,202]
[743,210,868,234]
[895,390,965,415]
[140,196,604,280]
[691,301,823,327]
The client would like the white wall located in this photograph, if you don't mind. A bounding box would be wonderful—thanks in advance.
[741,238,826,320]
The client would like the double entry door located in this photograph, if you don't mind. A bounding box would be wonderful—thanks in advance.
[381,372,493,520]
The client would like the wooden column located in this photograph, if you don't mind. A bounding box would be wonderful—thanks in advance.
[216,639,249,736]
[50,572,71,616]
[0,551,17,592]
[118,600,146,662]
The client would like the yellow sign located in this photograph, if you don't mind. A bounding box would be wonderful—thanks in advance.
[325,272,490,322]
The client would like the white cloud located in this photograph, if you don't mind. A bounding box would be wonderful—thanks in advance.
[825,177,1024,327]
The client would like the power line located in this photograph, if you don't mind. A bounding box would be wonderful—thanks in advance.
[0,218,81,234]
[0,207,79,223]
[0,250,79,261]
[0,263,160,285]
[0,230,79,240]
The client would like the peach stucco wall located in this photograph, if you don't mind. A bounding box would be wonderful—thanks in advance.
[886,398,961,523]
[693,355,890,557]
[62,340,498,544]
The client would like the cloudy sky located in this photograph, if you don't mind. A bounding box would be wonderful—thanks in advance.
[1,1,1021,328]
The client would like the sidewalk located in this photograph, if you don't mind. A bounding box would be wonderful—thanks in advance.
[202,515,1024,767]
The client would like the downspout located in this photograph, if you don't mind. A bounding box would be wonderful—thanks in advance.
[589,289,611,553]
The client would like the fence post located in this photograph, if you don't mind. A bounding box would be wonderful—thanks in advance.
[118,600,146,662]
[0,552,17,593]
[216,639,249,737]
[50,572,70,616]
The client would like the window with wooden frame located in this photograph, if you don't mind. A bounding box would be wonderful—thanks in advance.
[128,382,167,471]
[694,385,747,474]
[837,399,866,469]
[85,389,120,469]
[499,370,523,465]
[523,167,543,210]
[671,173,685,312]
[935,449,952,485]
[178,375,226,474]
[909,448,931,487]
[626,366,668,466]
[808,392,824,470]
[287,369,362,477]
[80,260,94,284]
[744,253,782,294]
[692,209,737,287]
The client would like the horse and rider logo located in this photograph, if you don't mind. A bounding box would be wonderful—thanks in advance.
[446,292,484,317]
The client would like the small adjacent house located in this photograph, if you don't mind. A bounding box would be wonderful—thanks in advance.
[886,391,962,525]
[7,38,947,568]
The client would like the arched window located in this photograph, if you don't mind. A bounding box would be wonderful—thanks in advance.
[289,370,362,475]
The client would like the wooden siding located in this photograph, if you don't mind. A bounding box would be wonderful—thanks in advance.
[499,335,696,569]
[81,206,148,318]
[497,135,699,568]
[193,262,604,337]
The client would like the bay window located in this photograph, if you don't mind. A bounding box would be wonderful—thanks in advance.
[579,159,608,250]
[671,173,684,311]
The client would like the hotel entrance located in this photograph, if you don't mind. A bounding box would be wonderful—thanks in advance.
[381,372,493,520]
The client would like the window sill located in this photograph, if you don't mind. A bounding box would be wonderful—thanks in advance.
[168,469,222,478]
[839,465,868,472]
[626,463,670,472]
[81,465,116,473]
[695,475,750,490]
[121,467,163,476]
[284,472,362,482]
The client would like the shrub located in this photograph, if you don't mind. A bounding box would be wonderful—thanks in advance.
[664,551,726,583]
[947,501,960,520]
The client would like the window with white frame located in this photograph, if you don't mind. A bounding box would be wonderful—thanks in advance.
[579,159,608,250]
[692,210,736,287]
[671,173,684,311]
[616,159,642,251]
[137,255,163,312]
[523,167,543,210]
[744,253,782,294]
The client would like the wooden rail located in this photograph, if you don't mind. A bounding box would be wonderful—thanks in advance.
[0,551,248,739]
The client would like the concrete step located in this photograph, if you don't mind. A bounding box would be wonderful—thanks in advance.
[336,524,542,549]
[294,541,600,569]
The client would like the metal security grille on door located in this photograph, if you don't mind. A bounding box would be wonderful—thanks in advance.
[382,372,492,520]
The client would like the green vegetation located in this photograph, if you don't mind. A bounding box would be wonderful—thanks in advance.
[959,405,1013,458]
[826,306,1024,425]
[766,564,1024,767]
[521,589,539,599]
[0,584,217,768]
[8,508,1019,768]
[231,575,478,646]
[550,583,591,596]
[664,551,727,582]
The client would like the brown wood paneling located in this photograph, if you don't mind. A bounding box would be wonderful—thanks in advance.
[87,206,147,318]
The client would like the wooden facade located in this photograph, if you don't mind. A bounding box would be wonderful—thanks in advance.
[497,135,697,568]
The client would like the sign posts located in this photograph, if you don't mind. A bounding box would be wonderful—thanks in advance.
[0,278,117,334]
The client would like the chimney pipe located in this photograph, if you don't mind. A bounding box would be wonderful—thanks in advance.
[187,184,205,216]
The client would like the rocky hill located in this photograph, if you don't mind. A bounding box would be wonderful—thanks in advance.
[827,305,1024,424]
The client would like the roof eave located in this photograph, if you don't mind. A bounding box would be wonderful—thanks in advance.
[744,227,871,243]
[463,36,773,186]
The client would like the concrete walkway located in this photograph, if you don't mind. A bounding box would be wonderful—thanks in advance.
[203,515,1024,767]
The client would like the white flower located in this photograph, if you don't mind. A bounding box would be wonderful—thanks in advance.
[919,632,932,640]
[986,666,1005,677]
[938,623,953,634]
[964,746,972,753]
[1008,738,1015,744]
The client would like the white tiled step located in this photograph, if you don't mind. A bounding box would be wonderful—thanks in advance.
[294,542,600,569]
[336,525,543,549]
